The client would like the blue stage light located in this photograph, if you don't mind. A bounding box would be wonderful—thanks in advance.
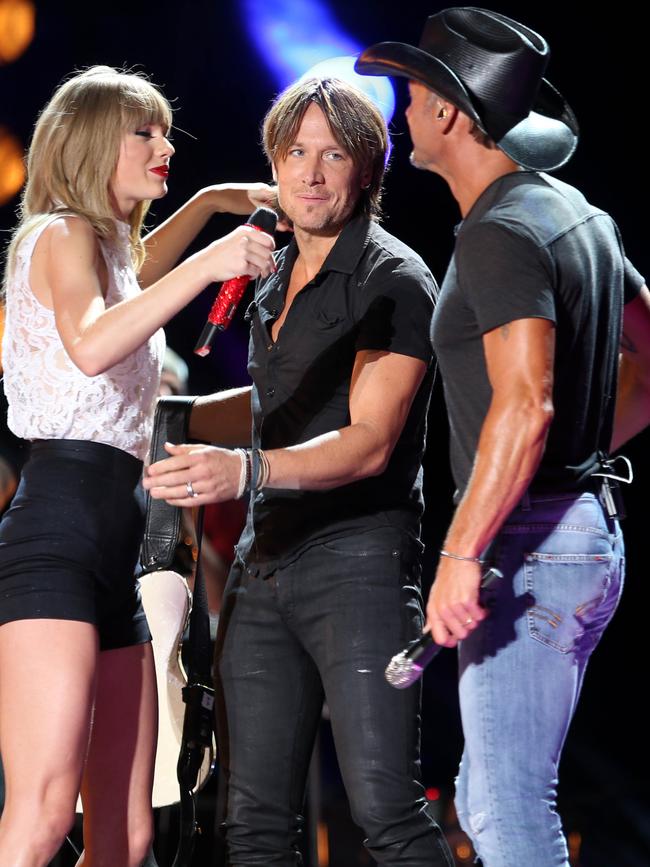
[299,55,395,123]
[242,0,395,123]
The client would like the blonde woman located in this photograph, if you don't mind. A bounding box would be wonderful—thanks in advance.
[0,66,275,867]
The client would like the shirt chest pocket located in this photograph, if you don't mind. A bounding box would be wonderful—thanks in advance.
[299,306,356,368]
[313,307,346,330]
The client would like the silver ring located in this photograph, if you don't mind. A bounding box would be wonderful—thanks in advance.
[186,481,198,498]
[464,618,473,626]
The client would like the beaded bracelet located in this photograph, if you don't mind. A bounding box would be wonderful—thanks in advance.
[258,449,271,489]
[234,448,249,499]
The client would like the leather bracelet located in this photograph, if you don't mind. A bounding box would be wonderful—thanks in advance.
[439,548,485,564]
[248,447,261,492]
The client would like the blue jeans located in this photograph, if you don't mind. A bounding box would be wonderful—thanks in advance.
[455,492,624,866]
[215,531,454,866]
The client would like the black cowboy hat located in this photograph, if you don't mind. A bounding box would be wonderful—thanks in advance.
[354,7,579,171]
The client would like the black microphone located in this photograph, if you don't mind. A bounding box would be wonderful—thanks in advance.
[194,207,277,357]
[385,567,503,689]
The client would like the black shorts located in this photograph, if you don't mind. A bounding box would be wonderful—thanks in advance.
[0,439,150,650]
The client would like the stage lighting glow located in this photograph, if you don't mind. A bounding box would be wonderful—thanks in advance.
[243,0,358,86]
[568,830,582,858]
[0,126,25,206]
[300,55,395,123]
[242,0,395,122]
[0,0,35,65]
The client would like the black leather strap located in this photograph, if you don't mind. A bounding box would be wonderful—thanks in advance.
[140,395,196,573]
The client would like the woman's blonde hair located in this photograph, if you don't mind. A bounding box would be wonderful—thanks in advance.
[5,65,172,282]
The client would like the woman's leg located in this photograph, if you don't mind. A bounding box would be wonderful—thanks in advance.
[0,619,98,867]
[77,641,158,867]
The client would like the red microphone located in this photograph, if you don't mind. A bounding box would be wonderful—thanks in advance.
[194,207,278,357]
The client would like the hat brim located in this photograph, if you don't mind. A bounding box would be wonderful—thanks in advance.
[355,41,579,172]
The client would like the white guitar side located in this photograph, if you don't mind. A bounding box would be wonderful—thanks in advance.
[76,569,215,812]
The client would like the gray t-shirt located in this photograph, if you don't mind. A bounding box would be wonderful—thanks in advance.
[432,171,644,495]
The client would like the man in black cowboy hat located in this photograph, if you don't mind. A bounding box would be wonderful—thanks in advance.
[357,7,650,865]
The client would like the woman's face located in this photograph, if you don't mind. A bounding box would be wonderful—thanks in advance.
[111,123,174,219]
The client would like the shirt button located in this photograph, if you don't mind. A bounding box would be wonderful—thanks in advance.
[267,343,273,352]
[266,387,275,397]
[270,308,279,317]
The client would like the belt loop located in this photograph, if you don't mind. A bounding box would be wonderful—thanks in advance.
[519,489,532,512]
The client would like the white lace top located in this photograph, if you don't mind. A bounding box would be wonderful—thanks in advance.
[2,216,165,461]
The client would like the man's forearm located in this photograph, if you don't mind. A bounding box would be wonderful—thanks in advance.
[611,355,650,451]
[611,287,650,451]
[444,395,552,557]
[264,420,392,491]
[189,387,253,447]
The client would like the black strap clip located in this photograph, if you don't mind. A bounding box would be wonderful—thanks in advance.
[592,454,633,520]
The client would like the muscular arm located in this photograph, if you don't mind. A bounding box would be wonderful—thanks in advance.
[140,183,278,286]
[144,349,427,504]
[264,349,425,489]
[426,317,555,645]
[612,284,650,451]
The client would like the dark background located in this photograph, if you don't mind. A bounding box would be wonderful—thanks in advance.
[1,1,648,864]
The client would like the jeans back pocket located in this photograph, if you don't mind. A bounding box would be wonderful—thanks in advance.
[524,551,620,653]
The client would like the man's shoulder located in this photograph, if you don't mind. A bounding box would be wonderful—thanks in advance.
[467,172,610,251]
[365,220,427,265]
[361,220,435,287]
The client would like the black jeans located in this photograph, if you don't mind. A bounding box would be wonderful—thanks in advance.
[214,531,453,866]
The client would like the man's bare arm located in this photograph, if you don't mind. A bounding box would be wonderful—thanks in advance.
[426,317,555,645]
[612,285,650,451]
[189,387,253,447]
[144,350,426,504]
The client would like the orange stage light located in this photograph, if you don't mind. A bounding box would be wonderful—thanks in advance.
[0,0,35,64]
[0,126,25,206]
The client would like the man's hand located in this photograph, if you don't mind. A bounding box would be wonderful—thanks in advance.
[143,442,241,506]
[426,558,487,647]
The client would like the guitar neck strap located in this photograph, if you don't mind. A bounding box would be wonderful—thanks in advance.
[141,396,215,867]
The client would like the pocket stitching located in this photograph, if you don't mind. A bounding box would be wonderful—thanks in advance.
[524,552,613,653]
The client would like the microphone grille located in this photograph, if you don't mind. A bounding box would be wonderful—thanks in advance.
[248,206,278,234]
[384,652,421,689]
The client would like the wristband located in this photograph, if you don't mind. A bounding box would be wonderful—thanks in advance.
[439,548,484,564]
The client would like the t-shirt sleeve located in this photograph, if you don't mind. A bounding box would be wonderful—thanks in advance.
[623,257,645,305]
[455,222,556,334]
[610,221,644,305]
[354,258,436,364]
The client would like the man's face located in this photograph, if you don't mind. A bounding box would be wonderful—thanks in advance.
[273,103,370,237]
[405,81,439,171]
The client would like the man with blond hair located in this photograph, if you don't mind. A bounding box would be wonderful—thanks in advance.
[146,77,453,866]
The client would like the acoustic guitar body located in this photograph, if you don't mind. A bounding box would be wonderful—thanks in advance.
[75,569,215,812]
